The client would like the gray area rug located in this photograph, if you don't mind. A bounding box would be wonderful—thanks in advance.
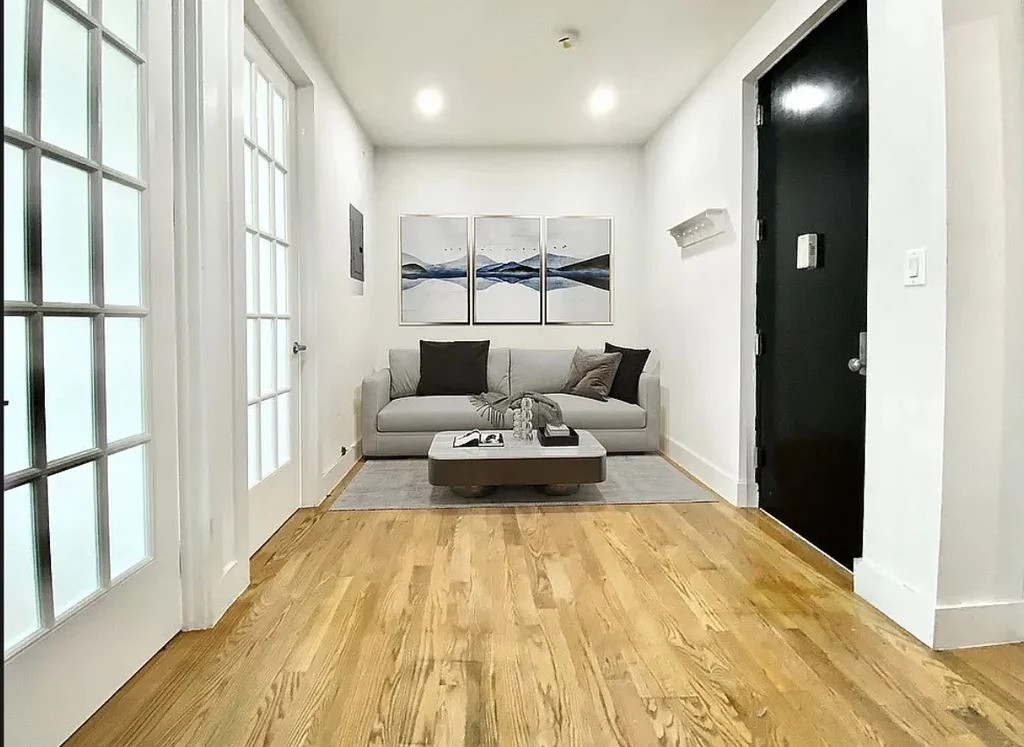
[330,455,716,511]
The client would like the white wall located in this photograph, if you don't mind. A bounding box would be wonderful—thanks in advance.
[935,0,1024,647]
[643,0,839,505]
[247,0,375,501]
[644,0,1022,648]
[370,147,647,357]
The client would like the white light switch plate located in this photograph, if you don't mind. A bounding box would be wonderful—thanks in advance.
[904,247,927,287]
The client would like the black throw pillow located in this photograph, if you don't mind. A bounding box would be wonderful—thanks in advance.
[417,340,490,396]
[605,343,651,404]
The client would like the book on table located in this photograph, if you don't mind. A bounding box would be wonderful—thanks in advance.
[453,430,505,448]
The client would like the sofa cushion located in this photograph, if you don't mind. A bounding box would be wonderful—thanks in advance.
[548,393,646,430]
[509,348,575,395]
[418,340,489,395]
[605,343,652,404]
[563,348,622,401]
[387,347,510,398]
[378,396,501,432]
[389,349,419,399]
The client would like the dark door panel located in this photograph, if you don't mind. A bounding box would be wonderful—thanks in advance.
[756,0,868,569]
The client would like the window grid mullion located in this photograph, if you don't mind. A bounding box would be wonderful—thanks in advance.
[88,13,113,588]
[23,0,54,629]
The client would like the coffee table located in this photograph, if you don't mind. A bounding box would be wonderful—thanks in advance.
[427,430,607,497]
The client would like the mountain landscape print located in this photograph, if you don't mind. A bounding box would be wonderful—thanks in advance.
[545,217,612,323]
[399,215,470,324]
[473,216,542,324]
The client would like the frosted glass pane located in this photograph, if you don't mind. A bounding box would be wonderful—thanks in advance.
[259,237,274,314]
[243,59,253,138]
[244,147,253,227]
[41,158,91,303]
[245,233,256,313]
[277,392,291,465]
[258,155,271,233]
[105,318,144,442]
[4,485,39,652]
[44,317,95,460]
[247,404,259,487]
[4,144,26,301]
[49,462,99,616]
[103,180,142,306]
[4,317,31,475]
[260,319,274,396]
[102,43,140,177]
[256,73,270,150]
[277,319,289,390]
[260,398,276,477]
[276,244,288,314]
[247,319,257,400]
[108,445,147,579]
[272,91,285,160]
[4,0,26,131]
[275,168,287,240]
[41,3,89,156]
[104,0,138,50]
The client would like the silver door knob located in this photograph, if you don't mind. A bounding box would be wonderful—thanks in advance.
[292,341,307,355]
[848,357,865,374]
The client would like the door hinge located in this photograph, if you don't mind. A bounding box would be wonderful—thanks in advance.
[756,104,766,126]
[756,446,766,469]
[755,331,764,356]
[756,219,765,242]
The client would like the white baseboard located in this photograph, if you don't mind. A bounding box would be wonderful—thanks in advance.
[661,436,742,505]
[933,599,1024,650]
[314,440,362,505]
[853,557,936,646]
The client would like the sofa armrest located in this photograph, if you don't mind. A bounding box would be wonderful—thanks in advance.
[638,372,661,451]
[361,369,392,457]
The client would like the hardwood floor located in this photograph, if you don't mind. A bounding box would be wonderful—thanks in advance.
[68,464,1024,746]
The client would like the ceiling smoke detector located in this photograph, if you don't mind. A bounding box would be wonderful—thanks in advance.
[557,30,579,50]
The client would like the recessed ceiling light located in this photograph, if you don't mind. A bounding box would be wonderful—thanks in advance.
[415,87,444,118]
[589,86,617,117]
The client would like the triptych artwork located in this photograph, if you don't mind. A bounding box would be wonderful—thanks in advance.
[399,214,612,326]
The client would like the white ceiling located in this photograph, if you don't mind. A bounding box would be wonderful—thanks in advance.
[284,0,775,147]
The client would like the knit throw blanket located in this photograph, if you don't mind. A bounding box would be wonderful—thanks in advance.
[468,391,565,430]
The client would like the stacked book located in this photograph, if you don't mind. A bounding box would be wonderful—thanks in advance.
[543,424,571,438]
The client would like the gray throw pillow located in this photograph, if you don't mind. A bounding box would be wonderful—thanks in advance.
[562,347,622,401]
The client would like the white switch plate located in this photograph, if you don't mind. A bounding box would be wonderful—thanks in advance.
[904,247,927,287]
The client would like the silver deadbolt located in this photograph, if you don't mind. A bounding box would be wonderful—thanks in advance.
[847,331,867,376]
[292,341,308,355]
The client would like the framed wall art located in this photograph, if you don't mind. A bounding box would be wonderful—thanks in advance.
[544,216,612,324]
[399,215,470,325]
[472,215,542,324]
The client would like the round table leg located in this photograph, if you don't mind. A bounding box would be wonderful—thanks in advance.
[450,485,496,498]
[536,483,580,497]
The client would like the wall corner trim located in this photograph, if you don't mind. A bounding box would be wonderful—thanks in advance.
[933,600,1024,650]
[853,557,936,646]
[661,436,743,506]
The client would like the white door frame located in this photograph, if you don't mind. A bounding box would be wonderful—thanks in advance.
[174,0,322,630]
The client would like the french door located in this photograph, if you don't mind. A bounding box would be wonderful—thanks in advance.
[3,1,180,744]
[243,27,301,555]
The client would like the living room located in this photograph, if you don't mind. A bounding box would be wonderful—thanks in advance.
[4,0,1022,744]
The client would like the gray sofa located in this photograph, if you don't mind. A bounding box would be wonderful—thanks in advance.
[362,347,660,457]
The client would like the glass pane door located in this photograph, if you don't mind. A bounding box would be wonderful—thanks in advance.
[3,0,151,658]
[243,27,300,555]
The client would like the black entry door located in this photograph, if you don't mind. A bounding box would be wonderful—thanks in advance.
[756,0,868,569]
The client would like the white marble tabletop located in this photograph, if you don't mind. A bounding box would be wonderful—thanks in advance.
[428,430,606,461]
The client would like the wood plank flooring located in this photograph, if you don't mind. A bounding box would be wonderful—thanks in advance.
[68,462,1024,746]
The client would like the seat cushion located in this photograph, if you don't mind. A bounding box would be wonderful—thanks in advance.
[548,393,646,430]
[377,396,499,432]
